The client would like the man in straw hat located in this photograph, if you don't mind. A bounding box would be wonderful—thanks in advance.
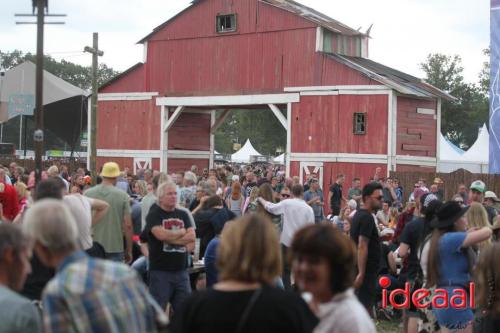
[85,162,133,263]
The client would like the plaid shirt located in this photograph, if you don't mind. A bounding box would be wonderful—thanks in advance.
[42,251,167,333]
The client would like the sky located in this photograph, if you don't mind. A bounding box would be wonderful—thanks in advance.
[0,0,490,84]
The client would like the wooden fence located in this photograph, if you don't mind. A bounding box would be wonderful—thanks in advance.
[390,169,500,203]
[0,157,86,174]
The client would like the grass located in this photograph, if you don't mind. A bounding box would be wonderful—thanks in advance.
[375,319,401,333]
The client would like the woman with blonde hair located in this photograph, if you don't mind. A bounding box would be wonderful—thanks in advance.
[170,214,318,332]
[242,186,259,214]
[474,242,500,332]
[466,202,492,253]
[14,181,30,212]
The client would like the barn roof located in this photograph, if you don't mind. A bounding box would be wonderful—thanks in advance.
[261,0,365,36]
[327,53,455,101]
[99,63,143,90]
[137,0,364,44]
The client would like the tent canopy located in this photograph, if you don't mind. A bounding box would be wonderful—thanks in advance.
[461,124,489,163]
[231,139,262,163]
[274,153,285,164]
[439,133,463,161]
[439,124,489,173]
[0,61,89,148]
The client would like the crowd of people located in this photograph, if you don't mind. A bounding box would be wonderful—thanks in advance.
[0,160,499,333]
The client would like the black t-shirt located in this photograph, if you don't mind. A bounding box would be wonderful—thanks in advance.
[329,183,342,208]
[142,204,193,272]
[350,209,380,275]
[382,188,393,206]
[378,243,391,275]
[399,217,424,279]
[244,182,258,198]
[169,285,318,333]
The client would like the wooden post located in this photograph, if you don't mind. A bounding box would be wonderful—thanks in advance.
[34,0,45,184]
[85,33,104,184]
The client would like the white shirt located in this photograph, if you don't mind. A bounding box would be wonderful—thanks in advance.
[314,288,376,333]
[63,194,94,250]
[261,198,314,247]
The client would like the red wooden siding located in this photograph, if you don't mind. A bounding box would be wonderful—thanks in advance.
[100,64,146,93]
[396,165,436,173]
[97,100,160,150]
[167,158,209,174]
[291,94,388,154]
[396,97,437,157]
[289,161,300,179]
[168,112,211,151]
[96,157,133,173]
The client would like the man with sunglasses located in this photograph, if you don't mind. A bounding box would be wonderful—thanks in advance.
[350,182,383,318]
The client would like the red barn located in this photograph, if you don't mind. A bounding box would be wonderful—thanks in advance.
[97,0,452,189]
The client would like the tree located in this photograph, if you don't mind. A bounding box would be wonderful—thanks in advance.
[0,49,119,90]
[420,53,488,148]
[479,48,490,95]
[214,108,286,156]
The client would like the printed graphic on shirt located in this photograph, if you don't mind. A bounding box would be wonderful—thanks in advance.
[162,218,186,253]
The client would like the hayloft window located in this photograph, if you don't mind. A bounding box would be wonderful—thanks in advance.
[216,14,236,33]
[353,113,366,134]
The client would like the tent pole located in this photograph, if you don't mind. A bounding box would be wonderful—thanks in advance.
[19,115,22,153]
[23,117,27,158]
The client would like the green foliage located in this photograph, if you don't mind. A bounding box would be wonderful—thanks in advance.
[479,48,490,95]
[214,108,286,156]
[0,49,119,90]
[420,53,489,149]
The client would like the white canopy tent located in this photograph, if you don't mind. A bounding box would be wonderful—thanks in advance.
[438,124,489,173]
[274,153,285,164]
[231,139,262,163]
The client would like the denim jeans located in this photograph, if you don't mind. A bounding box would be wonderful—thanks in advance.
[131,256,149,283]
[149,270,192,311]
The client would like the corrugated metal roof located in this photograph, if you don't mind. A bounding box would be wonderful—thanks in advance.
[261,0,365,36]
[138,0,364,44]
[326,53,455,101]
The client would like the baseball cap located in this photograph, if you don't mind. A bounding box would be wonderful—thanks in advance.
[470,180,486,193]
[484,191,500,202]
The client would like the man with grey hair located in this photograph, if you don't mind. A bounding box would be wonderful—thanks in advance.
[179,171,198,208]
[22,199,167,332]
[0,224,42,332]
[141,181,195,312]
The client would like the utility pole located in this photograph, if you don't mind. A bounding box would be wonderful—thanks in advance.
[84,33,103,184]
[15,0,65,184]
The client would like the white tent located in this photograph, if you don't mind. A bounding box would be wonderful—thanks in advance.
[460,124,489,173]
[438,124,490,173]
[274,153,285,164]
[231,139,262,163]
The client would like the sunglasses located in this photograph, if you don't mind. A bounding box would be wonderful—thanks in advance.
[374,195,383,200]
[281,194,290,198]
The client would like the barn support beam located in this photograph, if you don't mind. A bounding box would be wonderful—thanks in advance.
[210,110,216,168]
[210,109,231,134]
[286,102,292,177]
[164,106,185,132]
[268,104,288,130]
[160,105,168,172]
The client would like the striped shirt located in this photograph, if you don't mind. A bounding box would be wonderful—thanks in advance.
[42,251,167,333]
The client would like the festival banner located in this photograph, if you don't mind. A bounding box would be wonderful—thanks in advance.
[491,0,500,173]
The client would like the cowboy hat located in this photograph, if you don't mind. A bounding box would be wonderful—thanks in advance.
[431,201,469,229]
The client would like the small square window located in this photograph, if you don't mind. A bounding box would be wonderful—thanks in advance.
[353,112,366,135]
[216,14,237,33]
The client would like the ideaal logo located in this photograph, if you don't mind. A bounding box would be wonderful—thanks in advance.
[379,276,475,309]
